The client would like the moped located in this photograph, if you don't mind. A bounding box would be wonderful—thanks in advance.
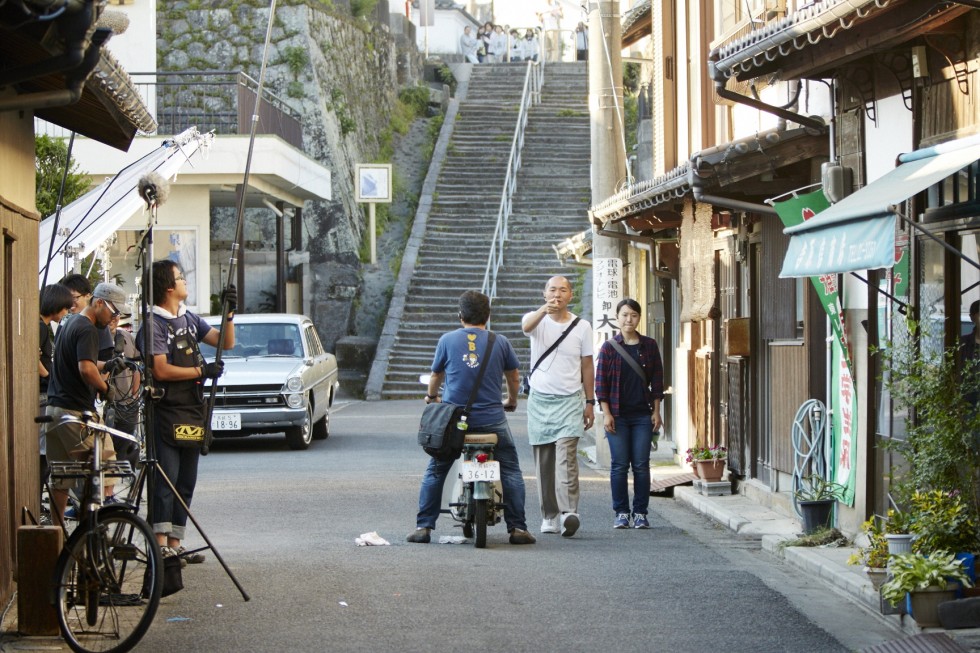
[448,432,504,548]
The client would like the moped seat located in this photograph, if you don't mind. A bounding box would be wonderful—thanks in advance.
[464,432,498,446]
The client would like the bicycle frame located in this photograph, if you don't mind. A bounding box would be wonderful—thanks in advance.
[43,412,162,653]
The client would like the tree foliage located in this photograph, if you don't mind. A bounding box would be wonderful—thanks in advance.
[35,135,90,218]
[878,318,980,518]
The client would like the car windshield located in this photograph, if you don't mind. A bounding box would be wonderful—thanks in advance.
[199,322,303,359]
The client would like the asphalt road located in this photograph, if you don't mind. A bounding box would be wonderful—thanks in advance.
[132,398,901,653]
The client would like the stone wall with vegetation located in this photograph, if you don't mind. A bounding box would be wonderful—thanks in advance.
[157,0,425,349]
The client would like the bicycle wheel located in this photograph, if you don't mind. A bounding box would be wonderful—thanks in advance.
[474,498,488,548]
[54,510,163,653]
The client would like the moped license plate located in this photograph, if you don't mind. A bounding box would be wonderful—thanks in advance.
[211,412,241,431]
[461,461,500,483]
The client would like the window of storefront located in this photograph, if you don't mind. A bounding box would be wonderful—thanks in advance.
[105,227,200,311]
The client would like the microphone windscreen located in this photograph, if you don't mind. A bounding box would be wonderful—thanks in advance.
[137,171,170,207]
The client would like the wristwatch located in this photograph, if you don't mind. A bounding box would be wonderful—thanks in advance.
[585,399,596,405]
[425,394,438,400]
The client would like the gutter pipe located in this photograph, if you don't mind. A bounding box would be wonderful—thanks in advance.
[688,166,778,216]
[708,58,825,133]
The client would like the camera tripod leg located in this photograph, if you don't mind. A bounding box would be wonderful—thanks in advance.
[150,460,251,602]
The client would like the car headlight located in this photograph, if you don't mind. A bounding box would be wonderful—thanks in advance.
[285,393,305,408]
[285,376,303,392]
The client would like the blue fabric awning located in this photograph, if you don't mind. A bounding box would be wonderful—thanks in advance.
[780,133,980,277]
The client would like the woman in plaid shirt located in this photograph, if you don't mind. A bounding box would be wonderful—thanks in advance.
[595,298,664,530]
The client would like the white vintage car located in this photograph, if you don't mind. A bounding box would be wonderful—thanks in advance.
[199,314,339,450]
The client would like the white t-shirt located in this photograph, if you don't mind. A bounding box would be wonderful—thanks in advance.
[523,312,593,395]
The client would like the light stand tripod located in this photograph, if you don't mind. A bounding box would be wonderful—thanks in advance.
[135,177,249,602]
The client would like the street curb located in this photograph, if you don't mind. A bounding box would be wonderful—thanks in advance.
[671,485,980,648]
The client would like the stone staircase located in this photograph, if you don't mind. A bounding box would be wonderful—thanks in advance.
[486,62,591,370]
[378,62,591,399]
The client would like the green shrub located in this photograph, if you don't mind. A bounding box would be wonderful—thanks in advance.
[282,45,309,78]
[398,86,430,117]
[286,80,305,99]
[350,0,378,18]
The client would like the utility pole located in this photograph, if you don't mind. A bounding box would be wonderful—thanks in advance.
[588,0,627,467]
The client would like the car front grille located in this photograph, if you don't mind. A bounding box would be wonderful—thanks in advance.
[210,384,285,409]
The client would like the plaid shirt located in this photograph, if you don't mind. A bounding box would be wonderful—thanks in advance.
[595,334,664,416]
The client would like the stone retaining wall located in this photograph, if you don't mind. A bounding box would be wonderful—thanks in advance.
[159,1,424,350]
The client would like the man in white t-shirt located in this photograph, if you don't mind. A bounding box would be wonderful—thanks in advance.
[522,275,595,537]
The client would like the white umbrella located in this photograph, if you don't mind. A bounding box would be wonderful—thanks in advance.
[38,126,213,284]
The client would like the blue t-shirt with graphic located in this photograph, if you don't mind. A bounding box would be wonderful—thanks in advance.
[431,328,519,427]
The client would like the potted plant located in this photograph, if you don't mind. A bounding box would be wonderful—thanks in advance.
[685,445,727,482]
[884,508,915,556]
[877,318,980,539]
[794,475,845,535]
[908,489,980,556]
[880,550,973,628]
[848,515,890,590]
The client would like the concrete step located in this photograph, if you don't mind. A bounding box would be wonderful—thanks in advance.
[376,62,590,398]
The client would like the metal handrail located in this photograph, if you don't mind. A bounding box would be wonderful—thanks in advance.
[481,60,543,303]
[127,71,303,148]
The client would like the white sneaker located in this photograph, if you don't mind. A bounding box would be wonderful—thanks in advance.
[540,518,559,534]
[560,513,580,537]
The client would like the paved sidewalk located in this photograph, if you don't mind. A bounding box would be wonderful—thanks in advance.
[655,460,980,651]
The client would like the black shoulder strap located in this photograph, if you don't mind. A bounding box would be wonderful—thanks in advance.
[528,317,581,379]
[608,339,647,384]
[464,331,497,415]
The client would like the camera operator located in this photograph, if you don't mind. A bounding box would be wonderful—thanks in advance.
[44,282,129,525]
[138,260,235,563]
[104,308,142,470]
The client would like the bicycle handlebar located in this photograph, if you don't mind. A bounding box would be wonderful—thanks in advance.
[37,412,139,443]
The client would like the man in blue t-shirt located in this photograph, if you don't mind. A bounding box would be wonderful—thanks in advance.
[407,291,535,545]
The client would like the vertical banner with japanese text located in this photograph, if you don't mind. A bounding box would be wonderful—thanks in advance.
[593,257,624,352]
[772,189,857,505]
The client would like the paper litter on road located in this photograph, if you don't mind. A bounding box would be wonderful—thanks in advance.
[355,531,390,546]
[438,536,469,544]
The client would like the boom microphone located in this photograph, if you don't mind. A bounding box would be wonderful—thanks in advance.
[137,171,170,208]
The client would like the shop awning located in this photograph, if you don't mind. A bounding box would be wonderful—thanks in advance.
[39,127,213,284]
[780,133,980,278]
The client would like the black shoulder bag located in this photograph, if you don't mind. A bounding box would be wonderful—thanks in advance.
[520,317,581,395]
[418,332,497,461]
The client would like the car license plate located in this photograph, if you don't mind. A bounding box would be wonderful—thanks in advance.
[211,413,241,431]
[461,460,500,483]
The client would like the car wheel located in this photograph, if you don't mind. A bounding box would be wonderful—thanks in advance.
[312,398,330,441]
[313,408,330,440]
[285,403,313,451]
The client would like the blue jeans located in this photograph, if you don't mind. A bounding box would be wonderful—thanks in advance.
[416,418,527,531]
[151,432,200,540]
[605,414,653,515]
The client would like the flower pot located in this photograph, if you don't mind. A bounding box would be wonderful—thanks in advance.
[695,459,726,482]
[885,533,913,556]
[798,499,834,534]
[690,463,700,479]
[908,588,957,628]
[864,567,888,591]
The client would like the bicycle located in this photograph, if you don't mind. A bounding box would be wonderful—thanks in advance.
[39,411,163,653]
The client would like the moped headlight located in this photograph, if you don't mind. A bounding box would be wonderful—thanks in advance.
[285,376,303,392]
[285,393,304,408]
